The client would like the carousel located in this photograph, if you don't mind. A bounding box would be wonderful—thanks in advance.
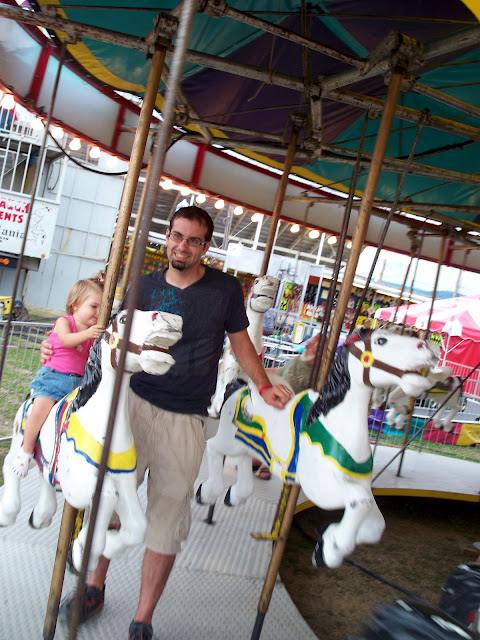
[0,2,479,639]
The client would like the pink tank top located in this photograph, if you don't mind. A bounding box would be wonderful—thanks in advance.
[45,315,94,375]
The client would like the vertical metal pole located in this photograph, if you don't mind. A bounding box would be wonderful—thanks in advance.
[44,40,170,640]
[251,118,303,639]
[251,67,406,640]
[260,120,302,276]
[319,68,405,390]
[100,42,169,324]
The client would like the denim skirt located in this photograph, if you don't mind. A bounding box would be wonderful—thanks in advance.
[30,366,83,402]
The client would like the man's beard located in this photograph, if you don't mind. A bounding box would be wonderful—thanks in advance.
[170,259,186,270]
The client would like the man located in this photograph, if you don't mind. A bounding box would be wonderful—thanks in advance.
[47,206,292,640]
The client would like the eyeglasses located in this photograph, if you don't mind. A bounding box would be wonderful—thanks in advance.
[167,230,208,248]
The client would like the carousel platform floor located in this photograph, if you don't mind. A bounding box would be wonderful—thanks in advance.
[0,418,478,640]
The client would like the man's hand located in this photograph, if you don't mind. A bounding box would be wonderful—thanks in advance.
[40,330,53,364]
[260,384,292,408]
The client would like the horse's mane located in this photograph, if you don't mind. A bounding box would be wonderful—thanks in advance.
[66,332,104,419]
[306,343,351,426]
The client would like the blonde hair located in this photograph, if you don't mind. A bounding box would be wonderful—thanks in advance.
[66,278,103,315]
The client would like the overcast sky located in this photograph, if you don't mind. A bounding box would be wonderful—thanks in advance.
[356,247,480,298]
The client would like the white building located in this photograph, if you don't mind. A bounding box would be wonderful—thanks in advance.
[0,101,126,310]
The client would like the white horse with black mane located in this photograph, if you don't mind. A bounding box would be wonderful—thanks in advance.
[372,366,463,432]
[0,309,182,570]
[197,326,438,569]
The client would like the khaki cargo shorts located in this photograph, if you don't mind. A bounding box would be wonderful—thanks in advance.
[128,389,206,555]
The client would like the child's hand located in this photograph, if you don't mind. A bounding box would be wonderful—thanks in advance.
[87,324,104,340]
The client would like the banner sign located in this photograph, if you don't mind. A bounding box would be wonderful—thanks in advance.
[0,190,59,259]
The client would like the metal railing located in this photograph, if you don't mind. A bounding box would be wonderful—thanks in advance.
[0,320,52,439]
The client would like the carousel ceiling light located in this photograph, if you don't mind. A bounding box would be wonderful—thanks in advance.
[251,213,262,223]
[309,229,320,239]
[180,186,190,196]
[327,235,337,244]
[195,193,206,204]
[89,145,101,159]
[0,93,15,110]
[51,125,64,140]
[31,117,44,130]
[214,199,225,210]
[69,137,82,151]
[346,240,352,249]
[290,224,300,233]
[162,179,173,190]
[233,205,243,215]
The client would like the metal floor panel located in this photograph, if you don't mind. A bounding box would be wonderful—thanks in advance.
[0,422,318,640]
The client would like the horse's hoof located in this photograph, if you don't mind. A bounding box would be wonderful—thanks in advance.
[66,547,80,576]
[224,487,233,507]
[28,509,52,529]
[312,525,328,568]
[312,540,326,568]
[195,484,204,505]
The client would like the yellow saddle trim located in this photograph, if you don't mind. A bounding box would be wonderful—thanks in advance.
[65,412,137,472]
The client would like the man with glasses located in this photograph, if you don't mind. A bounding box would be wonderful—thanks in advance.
[55,205,292,640]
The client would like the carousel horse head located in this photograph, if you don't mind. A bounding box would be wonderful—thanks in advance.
[197,324,438,570]
[248,275,279,313]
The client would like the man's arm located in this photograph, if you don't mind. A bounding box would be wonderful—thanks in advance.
[228,329,292,408]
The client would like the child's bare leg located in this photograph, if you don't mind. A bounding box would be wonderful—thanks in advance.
[11,396,56,477]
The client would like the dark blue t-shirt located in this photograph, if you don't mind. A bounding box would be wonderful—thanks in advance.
[130,266,249,415]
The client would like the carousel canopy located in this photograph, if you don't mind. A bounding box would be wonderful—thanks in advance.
[3,1,480,269]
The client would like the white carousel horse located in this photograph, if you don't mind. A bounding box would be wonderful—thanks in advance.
[0,309,182,570]
[372,366,463,432]
[197,326,438,569]
[208,275,279,418]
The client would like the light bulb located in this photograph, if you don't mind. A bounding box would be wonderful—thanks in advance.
[180,186,190,196]
[346,240,352,249]
[162,179,173,190]
[327,235,337,244]
[51,125,64,140]
[233,206,243,216]
[106,155,118,168]
[89,145,101,159]
[251,213,262,223]
[31,117,44,130]
[196,194,206,204]
[309,229,320,239]
[290,224,300,233]
[214,199,224,210]
[1,93,15,110]
[69,137,81,151]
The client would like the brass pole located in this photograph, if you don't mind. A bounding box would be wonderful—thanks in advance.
[42,501,77,640]
[252,115,303,638]
[116,158,152,302]
[251,67,406,640]
[260,117,303,276]
[100,42,169,325]
[44,41,169,640]
[319,67,405,390]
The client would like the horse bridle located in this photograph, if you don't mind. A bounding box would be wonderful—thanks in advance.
[345,330,427,387]
[103,317,171,370]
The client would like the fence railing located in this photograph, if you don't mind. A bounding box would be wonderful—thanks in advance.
[0,320,52,438]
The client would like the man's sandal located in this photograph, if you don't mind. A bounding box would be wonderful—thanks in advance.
[128,620,153,640]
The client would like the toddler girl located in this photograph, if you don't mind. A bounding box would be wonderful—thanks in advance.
[11,278,104,477]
